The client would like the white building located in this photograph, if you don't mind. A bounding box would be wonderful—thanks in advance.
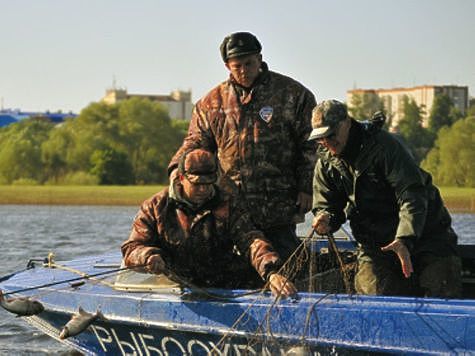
[347,85,469,128]
[102,88,193,120]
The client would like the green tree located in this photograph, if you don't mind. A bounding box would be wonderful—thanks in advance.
[0,99,188,185]
[41,123,75,183]
[90,148,134,184]
[422,117,475,187]
[171,119,190,137]
[0,118,54,183]
[348,92,385,121]
[65,102,121,173]
[117,98,180,184]
[398,96,433,163]
[428,94,457,134]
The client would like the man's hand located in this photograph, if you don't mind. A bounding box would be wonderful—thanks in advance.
[146,255,166,274]
[312,211,331,235]
[380,239,413,278]
[296,192,312,214]
[268,273,297,298]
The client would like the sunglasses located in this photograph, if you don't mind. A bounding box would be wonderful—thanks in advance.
[184,172,216,186]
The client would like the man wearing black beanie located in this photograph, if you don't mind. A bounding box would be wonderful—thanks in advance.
[169,32,317,263]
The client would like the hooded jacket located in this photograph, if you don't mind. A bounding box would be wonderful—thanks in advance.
[121,181,282,287]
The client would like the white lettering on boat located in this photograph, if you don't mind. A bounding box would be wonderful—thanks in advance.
[90,325,280,355]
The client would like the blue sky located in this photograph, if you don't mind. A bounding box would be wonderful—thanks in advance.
[1,0,474,113]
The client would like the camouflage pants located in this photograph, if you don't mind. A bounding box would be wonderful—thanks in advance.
[355,249,462,298]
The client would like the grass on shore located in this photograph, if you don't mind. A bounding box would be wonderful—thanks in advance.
[0,185,473,212]
[0,185,165,206]
[438,187,475,213]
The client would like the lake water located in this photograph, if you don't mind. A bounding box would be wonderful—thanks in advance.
[0,205,474,355]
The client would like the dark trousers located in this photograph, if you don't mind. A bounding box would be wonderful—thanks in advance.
[355,248,462,298]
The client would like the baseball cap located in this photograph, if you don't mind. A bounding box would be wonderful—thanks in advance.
[178,149,217,184]
[308,100,348,141]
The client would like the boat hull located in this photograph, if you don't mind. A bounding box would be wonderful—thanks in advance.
[2,251,475,355]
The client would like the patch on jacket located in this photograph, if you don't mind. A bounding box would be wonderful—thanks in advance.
[259,106,273,123]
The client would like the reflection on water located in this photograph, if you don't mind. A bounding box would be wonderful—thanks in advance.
[0,205,474,354]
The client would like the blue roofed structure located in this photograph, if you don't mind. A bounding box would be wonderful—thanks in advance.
[0,109,77,127]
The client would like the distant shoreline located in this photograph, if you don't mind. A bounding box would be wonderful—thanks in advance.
[0,185,474,213]
[0,185,166,206]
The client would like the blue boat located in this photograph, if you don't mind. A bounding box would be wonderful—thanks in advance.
[1,238,475,355]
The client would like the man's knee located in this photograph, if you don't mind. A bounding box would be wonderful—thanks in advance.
[417,254,462,298]
[355,258,413,296]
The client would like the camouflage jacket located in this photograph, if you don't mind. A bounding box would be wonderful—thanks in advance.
[121,185,282,287]
[169,63,317,229]
[312,120,457,256]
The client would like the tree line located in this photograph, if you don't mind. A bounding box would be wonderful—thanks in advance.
[0,98,188,185]
[0,95,473,187]
[349,93,475,187]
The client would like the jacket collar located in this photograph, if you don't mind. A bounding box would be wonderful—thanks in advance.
[228,62,271,105]
[317,119,380,177]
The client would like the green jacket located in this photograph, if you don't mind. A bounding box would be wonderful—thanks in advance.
[312,120,457,256]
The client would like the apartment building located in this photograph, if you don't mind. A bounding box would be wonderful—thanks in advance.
[347,85,469,128]
[102,88,193,120]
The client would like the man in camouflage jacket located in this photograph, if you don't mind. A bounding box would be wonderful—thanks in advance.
[169,32,317,262]
[122,149,296,297]
[309,100,461,297]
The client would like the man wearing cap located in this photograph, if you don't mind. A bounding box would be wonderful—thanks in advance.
[122,148,297,297]
[168,32,317,263]
[309,100,461,297]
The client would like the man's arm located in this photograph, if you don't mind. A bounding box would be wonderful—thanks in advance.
[312,158,348,233]
[228,198,296,297]
[121,194,166,274]
[248,237,297,298]
[370,134,428,277]
[380,134,429,244]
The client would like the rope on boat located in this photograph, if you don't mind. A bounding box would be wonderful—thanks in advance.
[326,233,353,294]
[6,252,261,301]
[2,264,147,297]
[212,228,319,354]
[47,255,115,288]
[301,293,332,342]
[212,228,358,353]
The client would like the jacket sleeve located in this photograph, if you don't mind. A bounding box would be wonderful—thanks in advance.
[228,198,282,280]
[121,195,165,273]
[380,134,428,241]
[292,89,317,195]
[312,157,348,232]
[168,100,217,175]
